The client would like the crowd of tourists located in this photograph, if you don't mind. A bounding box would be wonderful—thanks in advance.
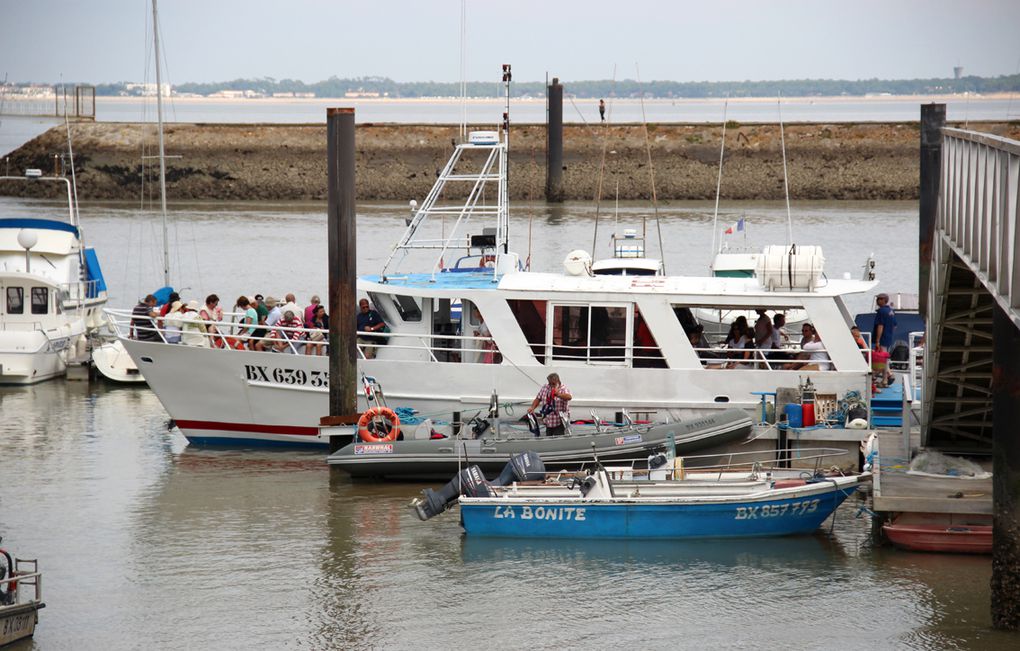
[130,292,335,355]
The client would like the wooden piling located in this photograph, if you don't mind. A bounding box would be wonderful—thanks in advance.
[325,107,358,454]
[546,78,564,202]
[918,103,945,319]
[992,305,1020,630]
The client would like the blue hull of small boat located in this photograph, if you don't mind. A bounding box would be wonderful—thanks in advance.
[459,485,858,539]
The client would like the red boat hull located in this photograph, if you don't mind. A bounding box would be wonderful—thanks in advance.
[883,520,992,554]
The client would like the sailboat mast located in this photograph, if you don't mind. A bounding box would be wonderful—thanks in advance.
[777,94,793,246]
[152,0,170,287]
[711,99,729,257]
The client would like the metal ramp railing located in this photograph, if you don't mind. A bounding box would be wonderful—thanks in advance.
[923,128,1020,450]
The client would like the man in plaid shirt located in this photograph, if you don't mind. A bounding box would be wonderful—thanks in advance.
[527,372,573,436]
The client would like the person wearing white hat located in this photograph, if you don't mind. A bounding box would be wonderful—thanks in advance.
[163,300,185,344]
[180,300,209,347]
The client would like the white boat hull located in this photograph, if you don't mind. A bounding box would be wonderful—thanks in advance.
[92,340,146,384]
[0,329,83,385]
[120,338,866,447]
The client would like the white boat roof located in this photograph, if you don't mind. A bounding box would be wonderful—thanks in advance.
[361,270,877,300]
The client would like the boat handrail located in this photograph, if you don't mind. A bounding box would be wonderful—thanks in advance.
[105,307,507,358]
[0,560,42,604]
[545,447,854,479]
[104,307,851,372]
[692,344,833,371]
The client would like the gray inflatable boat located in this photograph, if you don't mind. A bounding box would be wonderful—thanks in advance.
[327,408,753,480]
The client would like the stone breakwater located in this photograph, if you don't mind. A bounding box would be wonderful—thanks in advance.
[3,121,1018,202]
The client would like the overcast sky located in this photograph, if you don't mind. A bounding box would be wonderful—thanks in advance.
[2,0,1019,85]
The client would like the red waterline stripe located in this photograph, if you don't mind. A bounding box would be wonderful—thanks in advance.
[174,420,319,437]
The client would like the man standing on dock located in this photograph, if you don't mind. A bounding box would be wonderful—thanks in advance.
[598,98,606,123]
[872,293,897,352]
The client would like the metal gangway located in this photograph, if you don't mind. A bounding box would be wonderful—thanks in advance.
[923,127,1020,452]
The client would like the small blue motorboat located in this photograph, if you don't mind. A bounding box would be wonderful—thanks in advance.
[412,450,869,540]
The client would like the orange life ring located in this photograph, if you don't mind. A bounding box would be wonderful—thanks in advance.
[358,406,401,442]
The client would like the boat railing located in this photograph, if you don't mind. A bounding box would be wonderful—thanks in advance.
[105,308,509,360]
[59,278,105,306]
[0,558,42,605]
[692,344,832,371]
[547,447,854,481]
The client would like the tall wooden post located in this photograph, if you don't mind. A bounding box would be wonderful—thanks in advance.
[546,77,564,202]
[325,107,358,454]
[992,305,1020,630]
[918,103,945,318]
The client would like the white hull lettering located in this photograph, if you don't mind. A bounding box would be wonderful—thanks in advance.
[735,498,821,520]
[495,505,586,521]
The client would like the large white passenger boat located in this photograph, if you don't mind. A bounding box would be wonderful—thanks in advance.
[0,171,108,384]
[109,124,877,447]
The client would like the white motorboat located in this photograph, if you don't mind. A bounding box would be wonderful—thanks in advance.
[107,88,877,447]
[0,171,108,384]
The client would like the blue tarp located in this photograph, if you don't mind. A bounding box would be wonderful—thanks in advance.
[0,218,79,236]
[83,248,106,297]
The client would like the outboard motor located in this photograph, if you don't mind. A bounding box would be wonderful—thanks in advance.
[572,473,599,497]
[412,465,492,521]
[491,451,546,487]
[411,452,546,521]
[648,453,668,470]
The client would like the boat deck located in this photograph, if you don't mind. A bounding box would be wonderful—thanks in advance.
[872,430,991,515]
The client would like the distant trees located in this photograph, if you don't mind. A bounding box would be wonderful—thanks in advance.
[79,74,1020,99]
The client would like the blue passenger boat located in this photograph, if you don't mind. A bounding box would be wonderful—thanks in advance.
[412,450,869,539]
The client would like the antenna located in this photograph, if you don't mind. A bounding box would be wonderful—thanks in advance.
[459,0,467,142]
[710,99,729,257]
[636,63,666,273]
[591,64,617,259]
[777,93,793,246]
[60,78,87,292]
[501,63,511,147]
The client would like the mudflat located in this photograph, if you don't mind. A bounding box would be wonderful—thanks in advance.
[3,121,1018,201]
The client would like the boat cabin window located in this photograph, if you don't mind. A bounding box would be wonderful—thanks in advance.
[458,300,500,364]
[551,304,627,364]
[508,299,547,364]
[31,287,48,315]
[6,287,24,314]
[633,306,665,368]
[390,294,422,322]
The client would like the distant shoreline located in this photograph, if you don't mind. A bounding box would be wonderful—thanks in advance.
[3,120,1018,203]
[93,92,1018,105]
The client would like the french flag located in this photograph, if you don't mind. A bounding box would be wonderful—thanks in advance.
[723,218,745,235]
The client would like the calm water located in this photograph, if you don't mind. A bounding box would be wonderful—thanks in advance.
[0,200,1017,648]
[93,96,1020,125]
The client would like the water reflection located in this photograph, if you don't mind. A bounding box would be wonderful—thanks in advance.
[460,532,848,570]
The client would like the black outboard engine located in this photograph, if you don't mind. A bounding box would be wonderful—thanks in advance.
[411,452,546,521]
[412,465,492,521]
[648,453,668,470]
[491,450,546,487]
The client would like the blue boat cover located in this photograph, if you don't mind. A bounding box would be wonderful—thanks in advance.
[83,248,107,297]
[152,286,176,305]
[0,217,79,236]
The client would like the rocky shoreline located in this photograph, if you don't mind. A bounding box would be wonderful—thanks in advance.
[2,120,1018,202]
